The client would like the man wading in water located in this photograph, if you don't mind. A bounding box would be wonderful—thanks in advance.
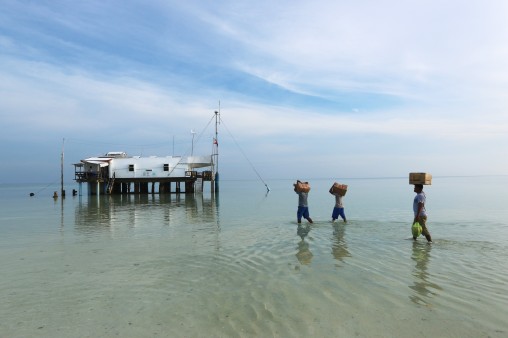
[413,184,432,242]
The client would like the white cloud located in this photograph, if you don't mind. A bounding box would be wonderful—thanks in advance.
[196,1,508,107]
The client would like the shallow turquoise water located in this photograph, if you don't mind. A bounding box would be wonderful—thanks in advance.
[1,176,507,337]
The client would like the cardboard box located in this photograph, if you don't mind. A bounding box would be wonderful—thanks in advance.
[331,182,348,196]
[294,181,311,193]
[409,173,432,185]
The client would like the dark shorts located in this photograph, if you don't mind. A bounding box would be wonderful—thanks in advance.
[332,207,346,220]
[297,206,309,221]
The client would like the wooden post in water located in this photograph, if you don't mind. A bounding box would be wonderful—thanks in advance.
[61,138,65,198]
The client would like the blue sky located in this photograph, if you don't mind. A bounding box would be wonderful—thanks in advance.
[1,0,507,184]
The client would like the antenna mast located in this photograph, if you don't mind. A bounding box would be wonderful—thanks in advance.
[213,106,220,193]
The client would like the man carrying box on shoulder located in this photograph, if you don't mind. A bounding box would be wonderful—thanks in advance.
[294,180,313,224]
[329,184,347,223]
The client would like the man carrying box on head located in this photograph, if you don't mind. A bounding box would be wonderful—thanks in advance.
[413,184,432,242]
[294,180,313,224]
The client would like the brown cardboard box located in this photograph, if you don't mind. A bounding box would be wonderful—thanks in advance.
[409,173,432,185]
[294,181,311,193]
[331,182,348,196]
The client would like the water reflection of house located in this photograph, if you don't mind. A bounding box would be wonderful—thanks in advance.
[74,194,218,234]
[74,151,215,196]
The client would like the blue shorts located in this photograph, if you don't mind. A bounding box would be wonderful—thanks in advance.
[332,207,346,220]
[297,206,310,221]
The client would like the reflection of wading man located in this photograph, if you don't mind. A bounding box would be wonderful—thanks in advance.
[331,224,350,262]
[296,238,313,265]
[296,224,313,265]
[413,184,432,242]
